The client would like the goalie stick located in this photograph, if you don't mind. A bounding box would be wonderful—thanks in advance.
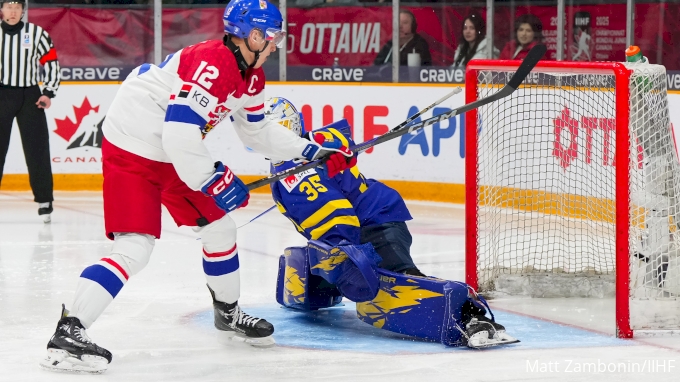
[246,44,547,191]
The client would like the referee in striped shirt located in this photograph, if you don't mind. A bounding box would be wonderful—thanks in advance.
[1,0,60,222]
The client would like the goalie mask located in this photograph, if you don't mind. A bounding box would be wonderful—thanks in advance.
[264,97,305,137]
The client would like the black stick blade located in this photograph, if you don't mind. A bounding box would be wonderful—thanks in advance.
[507,44,547,90]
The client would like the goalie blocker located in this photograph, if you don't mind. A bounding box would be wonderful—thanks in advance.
[276,241,519,348]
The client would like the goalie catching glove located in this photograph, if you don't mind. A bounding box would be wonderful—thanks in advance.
[302,131,357,178]
[201,162,249,212]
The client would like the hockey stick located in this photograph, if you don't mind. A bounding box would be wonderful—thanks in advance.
[390,87,462,133]
[232,92,460,227]
[237,204,277,229]
[246,44,547,191]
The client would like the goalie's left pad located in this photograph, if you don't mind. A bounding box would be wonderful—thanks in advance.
[356,269,520,348]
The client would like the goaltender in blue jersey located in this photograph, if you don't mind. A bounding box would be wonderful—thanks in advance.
[270,123,421,276]
[266,97,519,349]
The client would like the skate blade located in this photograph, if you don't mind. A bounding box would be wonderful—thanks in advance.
[467,331,520,349]
[217,331,276,348]
[39,349,108,374]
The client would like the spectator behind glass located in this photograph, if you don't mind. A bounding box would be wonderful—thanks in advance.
[374,9,431,66]
[452,12,498,68]
[499,14,543,60]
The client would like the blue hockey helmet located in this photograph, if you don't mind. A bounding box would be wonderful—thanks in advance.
[223,0,286,48]
[264,97,305,137]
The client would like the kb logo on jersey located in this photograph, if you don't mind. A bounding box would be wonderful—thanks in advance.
[191,90,210,108]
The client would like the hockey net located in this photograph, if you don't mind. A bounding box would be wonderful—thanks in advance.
[465,60,680,337]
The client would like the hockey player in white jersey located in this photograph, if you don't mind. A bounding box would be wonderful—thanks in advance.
[40,0,356,374]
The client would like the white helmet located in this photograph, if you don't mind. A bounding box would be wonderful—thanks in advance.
[264,97,304,137]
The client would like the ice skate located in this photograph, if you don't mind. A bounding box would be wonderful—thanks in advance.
[39,305,112,374]
[402,267,427,277]
[38,202,52,223]
[209,286,275,348]
[458,315,520,349]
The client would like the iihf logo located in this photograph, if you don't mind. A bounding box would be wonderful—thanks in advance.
[53,97,104,150]
[21,33,31,48]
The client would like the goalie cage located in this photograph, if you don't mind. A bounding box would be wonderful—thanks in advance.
[464,60,680,338]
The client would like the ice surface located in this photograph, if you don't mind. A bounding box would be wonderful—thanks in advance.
[0,192,678,381]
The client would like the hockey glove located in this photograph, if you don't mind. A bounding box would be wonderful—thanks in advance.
[201,162,250,212]
[302,132,357,178]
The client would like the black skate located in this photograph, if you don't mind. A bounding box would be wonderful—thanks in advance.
[38,202,53,223]
[402,267,427,277]
[209,286,275,347]
[459,315,520,349]
[39,305,112,374]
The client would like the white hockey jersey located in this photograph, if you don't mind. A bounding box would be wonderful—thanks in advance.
[102,39,309,190]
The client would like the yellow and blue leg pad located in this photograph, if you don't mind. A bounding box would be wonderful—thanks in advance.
[307,240,382,302]
[276,240,382,309]
[276,246,343,311]
[356,269,471,346]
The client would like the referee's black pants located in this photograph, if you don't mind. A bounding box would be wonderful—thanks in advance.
[0,85,54,203]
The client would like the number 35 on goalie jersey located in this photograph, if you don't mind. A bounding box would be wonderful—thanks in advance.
[158,40,267,137]
[270,121,412,245]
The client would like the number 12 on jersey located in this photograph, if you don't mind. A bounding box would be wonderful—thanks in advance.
[192,61,219,90]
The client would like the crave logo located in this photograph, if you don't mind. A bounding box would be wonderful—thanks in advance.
[53,97,104,150]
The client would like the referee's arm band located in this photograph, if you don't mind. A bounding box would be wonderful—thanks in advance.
[39,48,58,65]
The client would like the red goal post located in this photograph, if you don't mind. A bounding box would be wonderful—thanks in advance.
[464,60,680,339]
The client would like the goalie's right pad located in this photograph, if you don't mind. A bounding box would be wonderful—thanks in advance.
[275,241,382,309]
[275,246,343,311]
[307,240,382,302]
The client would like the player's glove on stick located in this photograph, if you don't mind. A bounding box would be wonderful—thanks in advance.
[201,162,250,212]
[302,132,357,178]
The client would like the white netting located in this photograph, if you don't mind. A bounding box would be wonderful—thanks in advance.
[627,63,680,329]
[473,63,680,330]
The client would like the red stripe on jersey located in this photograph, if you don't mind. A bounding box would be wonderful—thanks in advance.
[170,94,176,100]
[101,258,129,280]
[203,244,237,258]
[39,48,58,65]
[244,104,264,112]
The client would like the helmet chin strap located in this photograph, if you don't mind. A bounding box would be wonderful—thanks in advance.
[244,38,270,69]
[223,35,249,78]
[224,34,270,76]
